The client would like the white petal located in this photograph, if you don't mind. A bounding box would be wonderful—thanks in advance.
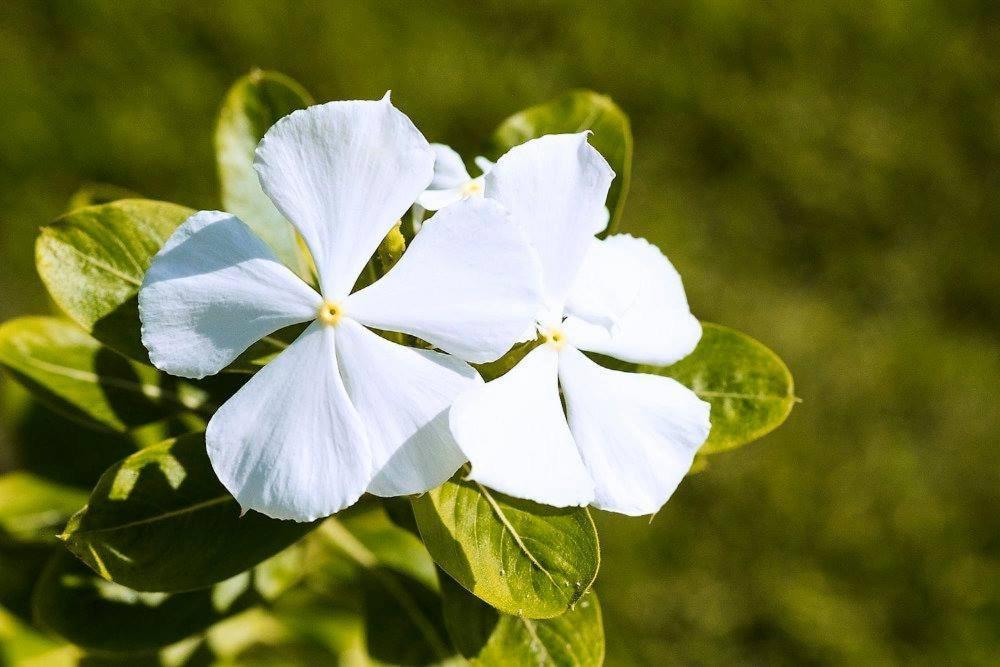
[485,133,614,312]
[592,206,610,235]
[347,198,543,363]
[558,347,710,516]
[563,234,702,366]
[206,321,372,521]
[415,185,465,211]
[473,156,495,175]
[139,211,322,380]
[449,345,594,507]
[254,95,434,298]
[429,143,471,189]
[335,319,477,497]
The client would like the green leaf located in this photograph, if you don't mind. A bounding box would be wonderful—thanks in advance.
[0,473,88,543]
[0,317,198,433]
[61,432,317,592]
[0,542,55,623]
[644,323,797,454]
[216,69,314,278]
[66,183,142,212]
[410,475,600,619]
[35,199,194,362]
[492,90,632,235]
[441,575,604,667]
[32,550,256,655]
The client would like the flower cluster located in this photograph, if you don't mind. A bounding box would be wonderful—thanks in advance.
[138,93,711,522]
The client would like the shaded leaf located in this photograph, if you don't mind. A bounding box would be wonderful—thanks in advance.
[0,473,88,543]
[62,432,317,592]
[362,567,452,666]
[644,323,797,454]
[411,475,600,619]
[32,550,256,655]
[0,317,199,433]
[441,574,604,667]
[492,90,632,235]
[216,69,313,278]
[0,541,55,623]
[35,199,194,362]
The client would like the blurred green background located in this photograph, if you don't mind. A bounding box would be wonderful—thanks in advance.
[1,1,997,664]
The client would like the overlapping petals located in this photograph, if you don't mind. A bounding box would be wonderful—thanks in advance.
[450,132,712,516]
[416,143,494,211]
[140,96,543,521]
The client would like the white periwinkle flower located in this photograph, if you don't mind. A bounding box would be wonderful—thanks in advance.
[449,132,712,517]
[138,95,542,521]
[415,143,494,211]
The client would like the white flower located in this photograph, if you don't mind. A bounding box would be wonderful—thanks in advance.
[138,95,543,522]
[449,133,711,517]
[415,143,495,212]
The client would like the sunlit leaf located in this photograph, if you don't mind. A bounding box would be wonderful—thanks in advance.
[441,574,604,666]
[411,475,600,619]
[492,90,632,235]
[35,199,194,362]
[61,432,317,592]
[32,550,256,654]
[0,473,88,544]
[0,317,199,433]
[643,323,797,454]
[216,69,314,278]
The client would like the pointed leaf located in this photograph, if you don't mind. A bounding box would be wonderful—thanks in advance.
[61,432,317,592]
[216,69,314,277]
[35,199,194,362]
[411,475,600,619]
[643,323,796,454]
[441,574,604,666]
[492,90,632,235]
[0,317,196,433]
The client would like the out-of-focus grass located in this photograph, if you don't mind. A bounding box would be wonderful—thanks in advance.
[0,1,997,663]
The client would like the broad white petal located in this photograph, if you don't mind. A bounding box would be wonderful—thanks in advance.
[335,319,477,497]
[485,133,614,312]
[416,185,465,211]
[592,206,610,235]
[254,95,434,298]
[559,347,710,516]
[429,143,471,188]
[563,234,701,366]
[348,198,543,363]
[139,211,322,380]
[449,345,594,507]
[206,321,372,521]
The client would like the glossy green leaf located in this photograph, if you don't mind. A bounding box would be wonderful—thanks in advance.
[0,473,88,544]
[62,432,317,592]
[644,323,797,454]
[492,90,632,235]
[441,574,604,667]
[35,199,194,362]
[216,69,314,278]
[66,183,142,212]
[32,550,257,654]
[411,475,600,619]
[0,317,200,433]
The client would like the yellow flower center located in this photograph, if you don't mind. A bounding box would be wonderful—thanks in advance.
[542,327,566,350]
[317,300,344,326]
[461,180,483,197]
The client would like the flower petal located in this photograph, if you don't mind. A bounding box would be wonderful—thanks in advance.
[254,94,434,298]
[334,319,477,497]
[485,133,614,312]
[558,346,710,516]
[138,211,322,379]
[563,234,702,366]
[428,143,471,189]
[347,198,543,363]
[449,345,594,507]
[206,321,372,521]
[415,184,466,211]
